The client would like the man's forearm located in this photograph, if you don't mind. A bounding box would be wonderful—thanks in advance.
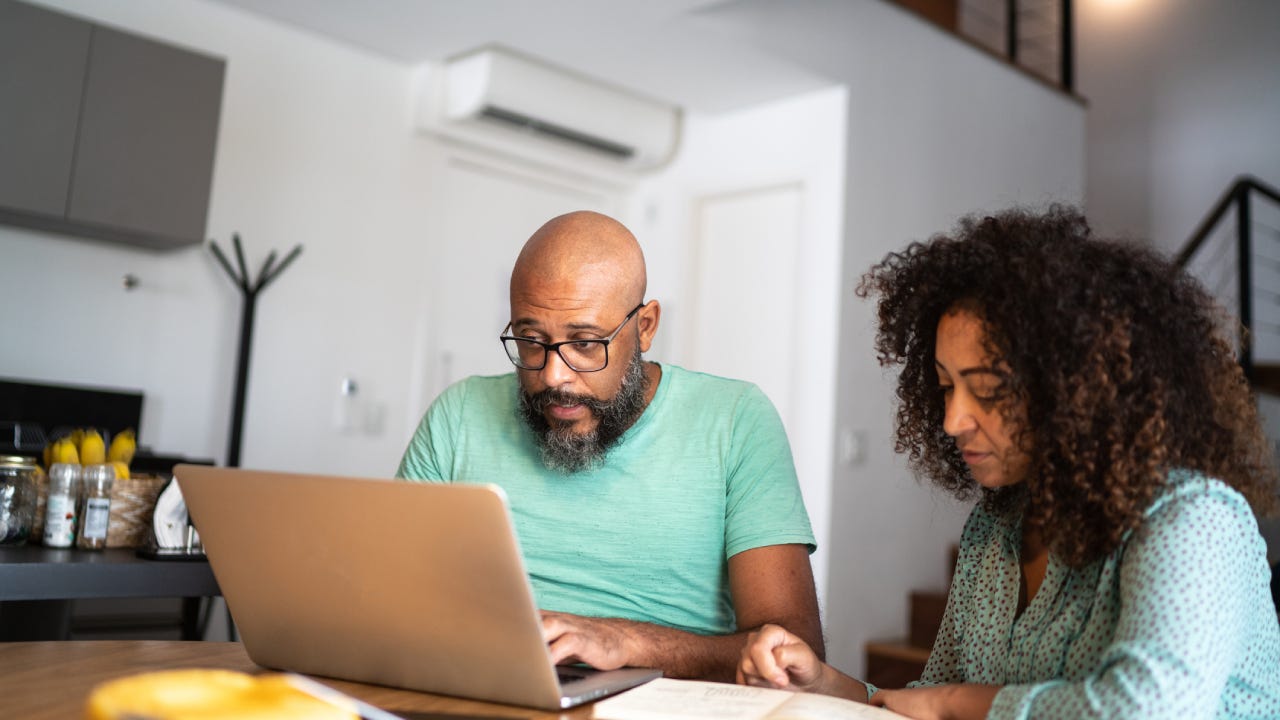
[632,618,825,682]
[625,618,825,682]
[618,619,762,682]
[543,610,784,681]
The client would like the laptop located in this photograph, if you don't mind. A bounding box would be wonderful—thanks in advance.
[173,464,661,710]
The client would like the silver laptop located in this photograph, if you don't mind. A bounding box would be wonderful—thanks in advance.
[173,464,661,710]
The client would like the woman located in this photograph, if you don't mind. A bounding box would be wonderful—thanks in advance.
[739,207,1280,718]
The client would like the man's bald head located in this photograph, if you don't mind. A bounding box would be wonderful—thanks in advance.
[511,211,647,309]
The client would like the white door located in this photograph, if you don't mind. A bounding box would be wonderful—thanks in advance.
[688,184,802,428]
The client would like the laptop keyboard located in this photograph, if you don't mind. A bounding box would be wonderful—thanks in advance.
[556,668,597,685]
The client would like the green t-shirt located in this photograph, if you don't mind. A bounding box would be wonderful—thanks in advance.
[395,363,815,635]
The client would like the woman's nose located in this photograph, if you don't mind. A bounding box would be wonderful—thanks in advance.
[942,395,977,437]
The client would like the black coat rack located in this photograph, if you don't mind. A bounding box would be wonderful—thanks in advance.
[208,233,302,467]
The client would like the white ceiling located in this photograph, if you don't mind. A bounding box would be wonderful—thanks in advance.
[203,0,839,113]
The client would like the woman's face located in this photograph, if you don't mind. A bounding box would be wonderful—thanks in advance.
[935,307,1030,489]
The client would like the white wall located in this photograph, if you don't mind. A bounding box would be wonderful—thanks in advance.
[1079,0,1280,253]
[1,0,440,476]
[712,0,1085,675]
[631,87,848,606]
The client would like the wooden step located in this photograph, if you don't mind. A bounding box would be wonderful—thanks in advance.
[909,590,948,648]
[865,639,930,689]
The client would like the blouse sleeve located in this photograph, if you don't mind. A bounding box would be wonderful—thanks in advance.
[989,481,1267,718]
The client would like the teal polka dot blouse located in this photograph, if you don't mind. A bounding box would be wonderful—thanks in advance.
[913,470,1280,718]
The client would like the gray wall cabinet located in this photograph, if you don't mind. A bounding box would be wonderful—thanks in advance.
[0,0,225,250]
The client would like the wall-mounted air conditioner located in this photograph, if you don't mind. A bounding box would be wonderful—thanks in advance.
[417,46,682,175]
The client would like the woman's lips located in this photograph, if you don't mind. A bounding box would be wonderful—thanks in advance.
[961,450,990,464]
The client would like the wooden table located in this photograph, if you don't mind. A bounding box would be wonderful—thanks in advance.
[0,641,590,720]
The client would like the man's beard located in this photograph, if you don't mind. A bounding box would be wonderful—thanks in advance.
[517,349,651,473]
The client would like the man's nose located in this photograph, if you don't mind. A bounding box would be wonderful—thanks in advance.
[539,346,578,388]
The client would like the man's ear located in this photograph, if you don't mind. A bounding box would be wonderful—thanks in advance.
[637,300,661,353]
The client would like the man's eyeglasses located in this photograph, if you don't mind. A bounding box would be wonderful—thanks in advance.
[500,304,645,373]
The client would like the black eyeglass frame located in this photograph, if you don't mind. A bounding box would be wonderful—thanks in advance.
[499,303,645,372]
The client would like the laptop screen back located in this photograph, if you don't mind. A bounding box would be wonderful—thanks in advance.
[174,465,570,709]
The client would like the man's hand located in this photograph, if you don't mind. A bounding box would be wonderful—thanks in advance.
[541,611,640,670]
[539,610,759,681]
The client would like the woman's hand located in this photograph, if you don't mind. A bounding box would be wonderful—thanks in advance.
[737,624,828,692]
[871,684,1000,720]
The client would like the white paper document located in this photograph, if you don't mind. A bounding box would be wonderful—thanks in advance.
[592,678,909,720]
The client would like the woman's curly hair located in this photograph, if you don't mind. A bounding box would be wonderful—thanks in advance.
[858,205,1279,566]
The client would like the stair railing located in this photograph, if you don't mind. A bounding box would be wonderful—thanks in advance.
[1175,176,1280,382]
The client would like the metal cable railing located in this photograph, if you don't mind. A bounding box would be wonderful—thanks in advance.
[1175,176,1280,382]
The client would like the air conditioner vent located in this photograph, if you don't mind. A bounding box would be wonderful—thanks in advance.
[479,105,636,160]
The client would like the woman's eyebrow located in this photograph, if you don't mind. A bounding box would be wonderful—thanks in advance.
[934,360,1003,377]
[958,367,1004,378]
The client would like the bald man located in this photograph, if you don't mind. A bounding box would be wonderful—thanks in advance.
[396,211,822,681]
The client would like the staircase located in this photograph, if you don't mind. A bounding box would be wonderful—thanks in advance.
[1176,176,1280,394]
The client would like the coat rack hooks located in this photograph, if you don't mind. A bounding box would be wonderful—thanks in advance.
[208,233,303,467]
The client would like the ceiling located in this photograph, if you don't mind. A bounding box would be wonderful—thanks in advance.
[203,0,839,114]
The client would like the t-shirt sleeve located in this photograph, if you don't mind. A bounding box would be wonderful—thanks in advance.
[394,380,466,482]
[722,383,815,557]
[988,482,1269,719]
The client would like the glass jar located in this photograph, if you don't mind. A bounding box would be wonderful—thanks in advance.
[0,456,42,545]
[77,463,114,551]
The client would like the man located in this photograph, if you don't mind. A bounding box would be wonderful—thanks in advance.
[397,210,822,680]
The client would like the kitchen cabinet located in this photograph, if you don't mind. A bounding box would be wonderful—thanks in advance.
[0,0,224,250]
[0,0,91,219]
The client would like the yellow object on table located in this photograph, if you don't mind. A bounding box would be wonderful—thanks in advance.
[85,669,357,720]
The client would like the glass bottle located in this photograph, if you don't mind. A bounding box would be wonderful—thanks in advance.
[43,463,80,548]
[77,463,114,550]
